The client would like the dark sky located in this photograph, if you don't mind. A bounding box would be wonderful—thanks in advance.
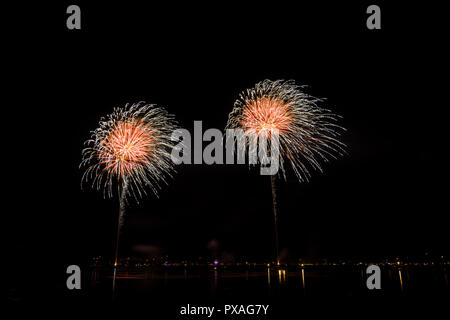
[6,1,448,268]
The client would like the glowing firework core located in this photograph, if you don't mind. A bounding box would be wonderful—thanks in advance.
[241,97,291,135]
[104,120,155,178]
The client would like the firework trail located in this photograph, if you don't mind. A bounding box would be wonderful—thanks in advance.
[226,79,346,264]
[80,102,177,266]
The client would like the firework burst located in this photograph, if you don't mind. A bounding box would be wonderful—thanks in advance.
[80,102,177,267]
[81,102,177,201]
[226,79,346,181]
[226,79,346,265]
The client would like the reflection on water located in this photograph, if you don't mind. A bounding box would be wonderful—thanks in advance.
[277,269,286,284]
[112,268,116,298]
[90,265,449,302]
[301,268,306,290]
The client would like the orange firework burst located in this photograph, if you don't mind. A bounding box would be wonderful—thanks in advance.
[102,120,156,179]
[81,102,177,201]
[227,79,346,181]
[81,102,177,267]
[240,97,292,135]
[226,79,346,265]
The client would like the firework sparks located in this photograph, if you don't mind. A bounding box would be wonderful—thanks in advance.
[226,79,346,265]
[81,102,177,268]
[81,102,177,201]
[226,79,346,181]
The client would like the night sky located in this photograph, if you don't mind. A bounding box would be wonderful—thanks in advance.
[6,1,448,274]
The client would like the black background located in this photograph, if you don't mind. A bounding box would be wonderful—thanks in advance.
[6,0,449,312]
